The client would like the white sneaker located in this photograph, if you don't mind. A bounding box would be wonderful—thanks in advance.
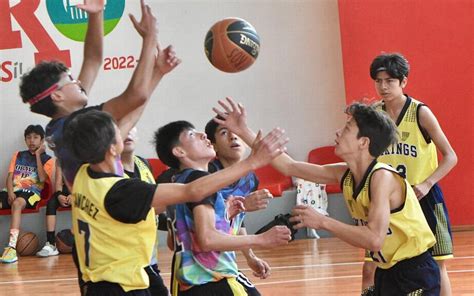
[36,242,59,257]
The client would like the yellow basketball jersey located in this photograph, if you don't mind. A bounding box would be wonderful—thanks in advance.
[342,161,435,269]
[378,97,438,185]
[72,164,157,291]
[134,156,156,184]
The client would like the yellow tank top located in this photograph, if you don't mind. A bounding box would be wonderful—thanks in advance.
[342,161,435,269]
[378,97,438,185]
[72,164,157,291]
[134,156,156,184]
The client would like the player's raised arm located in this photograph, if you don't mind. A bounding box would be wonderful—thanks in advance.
[213,97,347,184]
[76,0,105,94]
[151,128,288,212]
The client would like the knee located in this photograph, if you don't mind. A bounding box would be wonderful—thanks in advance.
[11,198,26,210]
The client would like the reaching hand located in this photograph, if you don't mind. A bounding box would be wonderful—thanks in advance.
[290,205,326,230]
[225,196,246,220]
[76,0,105,14]
[154,44,181,77]
[129,0,158,41]
[247,129,288,169]
[258,225,291,248]
[247,256,271,279]
[244,189,272,212]
[213,97,249,137]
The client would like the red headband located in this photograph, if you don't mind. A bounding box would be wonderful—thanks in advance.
[28,84,59,106]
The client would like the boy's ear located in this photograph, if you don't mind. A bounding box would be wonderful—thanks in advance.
[50,91,63,103]
[401,76,408,88]
[359,136,370,151]
[172,146,185,159]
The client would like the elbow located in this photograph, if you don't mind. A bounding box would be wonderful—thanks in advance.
[367,237,384,253]
[196,235,215,252]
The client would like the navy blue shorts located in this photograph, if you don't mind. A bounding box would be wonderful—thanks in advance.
[374,251,440,296]
[419,183,453,259]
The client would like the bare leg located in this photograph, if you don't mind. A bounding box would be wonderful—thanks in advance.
[361,261,377,294]
[438,260,452,296]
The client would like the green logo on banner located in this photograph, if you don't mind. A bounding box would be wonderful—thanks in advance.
[46,0,125,42]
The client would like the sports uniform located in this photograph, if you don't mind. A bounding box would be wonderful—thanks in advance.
[0,151,52,209]
[378,96,453,260]
[342,161,439,295]
[168,169,255,296]
[72,164,157,295]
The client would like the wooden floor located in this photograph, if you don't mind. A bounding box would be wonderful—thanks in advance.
[1,230,473,295]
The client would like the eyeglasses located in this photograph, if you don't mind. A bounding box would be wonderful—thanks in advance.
[28,72,84,106]
[56,73,80,90]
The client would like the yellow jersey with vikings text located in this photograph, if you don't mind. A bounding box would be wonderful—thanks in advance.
[72,164,156,291]
[134,156,156,184]
[378,97,438,185]
[342,161,435,269]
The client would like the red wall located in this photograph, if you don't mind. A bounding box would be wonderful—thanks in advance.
[337,0,473,225]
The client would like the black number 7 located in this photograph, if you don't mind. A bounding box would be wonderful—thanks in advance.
[78,220,91,267]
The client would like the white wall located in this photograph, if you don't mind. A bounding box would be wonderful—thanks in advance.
[0,0,346,187]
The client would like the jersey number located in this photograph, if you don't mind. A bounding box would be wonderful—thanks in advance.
[369,250,387,263]
[78,220,91,267]
[396,164,407,179]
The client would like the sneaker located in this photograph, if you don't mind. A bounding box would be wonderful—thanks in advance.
[1,247,18,263]
[36,242,59,257]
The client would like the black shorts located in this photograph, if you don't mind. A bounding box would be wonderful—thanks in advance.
[0,190,41,209]
[145,264,169,296]
[83,281,151,296]
[178,275,260,296]
[374,251,440,296]
[419,183,453,260]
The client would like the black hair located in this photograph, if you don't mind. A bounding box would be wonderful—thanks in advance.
[204,115,225,143]
[24,125,45,139]
[346,102,398,157]
[20,61,69,117]
[63,109,117,164]
[153,121,195,169]
[370,53,410,83]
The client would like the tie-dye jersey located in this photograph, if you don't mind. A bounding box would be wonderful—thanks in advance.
[45,105,123,188]
[5,151,52,195]
[167,169,239,290]
[209,159,259,225]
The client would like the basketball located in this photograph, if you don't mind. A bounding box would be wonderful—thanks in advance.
[56,229,74,254]
[204,17,260,73]
[16,232,39,256]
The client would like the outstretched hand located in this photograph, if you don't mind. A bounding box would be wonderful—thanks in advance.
[129,0,157,41]
[212,97,249,137]
[247,129,288,169]
[76,0,105,14]
[225,196,246,220]
[154,44,181,76]
[290,205,326,230]
[257,225,291,248]
[244,189,272,212]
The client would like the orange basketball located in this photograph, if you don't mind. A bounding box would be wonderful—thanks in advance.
[16,232,39,256]
[56,229,74,254]
[204,17,260,73]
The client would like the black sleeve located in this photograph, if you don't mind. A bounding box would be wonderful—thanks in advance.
[104,179,156,223]
[156,168,178,184]
[184,170,216,211]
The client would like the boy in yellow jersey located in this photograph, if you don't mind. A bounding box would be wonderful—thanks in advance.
[362,53,457,296]
[62,110,288,295]
[213,98,440,295]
